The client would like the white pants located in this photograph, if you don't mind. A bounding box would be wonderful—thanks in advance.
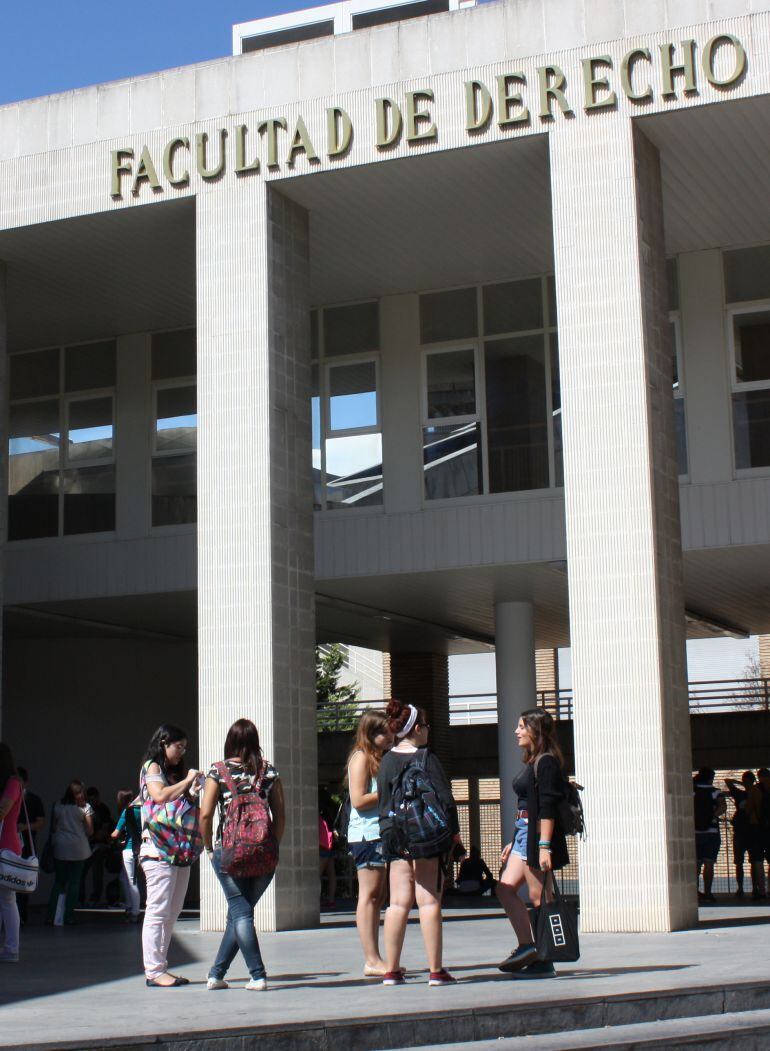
[141,859,190,979]
[0,886,20,957]
[120,850,141,917]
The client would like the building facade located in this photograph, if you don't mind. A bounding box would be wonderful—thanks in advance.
[2,0,770,933]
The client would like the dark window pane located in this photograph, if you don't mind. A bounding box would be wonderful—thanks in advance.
[547,275,557,326]
[485,336,549,493]
[156,386,197,452]
[152,453,197,526]
[151,329,196,380]
[420,288,477,344]
[8,399,60,537]
[551,336,562,487]
[423,422,481,500]
[325,434,383,509]
[426,349,476,419]
[724,246,770,304]
[311,365,321,510]
[10,348,59,399]
[483,279,542,336]
[674,398,688,476]
[62,464,115,535]
[733,391,770,469]
[65,340,116,392]
[733,312,770,383]
[67,397,113,462]
[323,302,379,356]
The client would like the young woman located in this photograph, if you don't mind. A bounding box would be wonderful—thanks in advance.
[45,779,94,927]
[0,742,23,961]
[377,699,461,987]
[346,710,393,976]
[111,789,142,922]
[140,723,201,987]
[199,718,285,991]
[496,708,569,979]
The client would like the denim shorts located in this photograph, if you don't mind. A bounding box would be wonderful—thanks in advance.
[511,817,529,860]
[349,840,385,869]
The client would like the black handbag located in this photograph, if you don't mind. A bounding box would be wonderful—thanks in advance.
[535,872,580,963]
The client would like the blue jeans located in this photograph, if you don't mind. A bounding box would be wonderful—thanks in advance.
[210,849,274,980]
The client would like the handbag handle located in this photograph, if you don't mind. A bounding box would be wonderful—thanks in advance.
[544,868,564,903]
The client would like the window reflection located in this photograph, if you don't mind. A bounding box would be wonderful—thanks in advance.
[325,434,383,509]
[426,349,476,419]
[156,386,197,453]
[733,390,770,470]
[312,364,322,510]
[485,336,549,493]
[8,400,60,540]
[328,361,377,431]
[68,397,113,462]
[423,423,481,500]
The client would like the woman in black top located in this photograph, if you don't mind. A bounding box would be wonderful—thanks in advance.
[496,708,568,979]
[377,699,462,987]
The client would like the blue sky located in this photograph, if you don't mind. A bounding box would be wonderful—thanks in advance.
[0,2,330,105]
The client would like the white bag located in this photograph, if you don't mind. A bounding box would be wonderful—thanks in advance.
[0,789,40,894]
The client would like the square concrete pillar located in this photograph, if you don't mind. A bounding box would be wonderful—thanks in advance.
[196,185,317,932]
[550,122,696,932]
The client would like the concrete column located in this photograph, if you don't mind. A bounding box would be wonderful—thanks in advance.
[115,333,150,538]
[380,294,422,513]
[494,601,536,843]
[388,652,451,771]
[197,184,317,932]
[550,122,695,932]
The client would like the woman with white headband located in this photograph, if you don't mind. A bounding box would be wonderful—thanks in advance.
[376,699,461,987]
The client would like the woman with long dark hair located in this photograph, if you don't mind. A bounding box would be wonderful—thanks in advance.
[346,709,393,976]
[139,723,201,987]
[199,718,285,991]
[0,742,23,960]
[496,708,569,979]
[45,779,94,927]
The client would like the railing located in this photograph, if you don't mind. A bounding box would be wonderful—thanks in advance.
[316,678,770,731]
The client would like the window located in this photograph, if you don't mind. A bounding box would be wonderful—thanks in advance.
[667,259,688,478]
[8,342,116,540]
[724,246,770,472]
[419,276,560,500]
[312,302,383,511]
[151,329,197,526]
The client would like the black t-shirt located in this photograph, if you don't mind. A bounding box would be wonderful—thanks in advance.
[18,790,44,858]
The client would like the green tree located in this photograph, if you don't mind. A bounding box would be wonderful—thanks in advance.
[316,644,359,730]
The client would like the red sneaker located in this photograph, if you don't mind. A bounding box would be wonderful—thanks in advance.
[382,971,406,986]
[428,969,457,986]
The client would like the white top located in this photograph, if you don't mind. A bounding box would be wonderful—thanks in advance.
[347,775,380,843]
[51,803,93,862]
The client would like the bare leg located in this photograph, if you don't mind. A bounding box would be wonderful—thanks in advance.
[414,858,443,974]
[496,854,534,944]
[356,866,387,971]
[736,860,745,893]
[384,860,414,973]
[703,860,714,896]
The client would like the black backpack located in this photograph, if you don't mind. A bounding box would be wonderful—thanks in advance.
[534,755,586,838]
[333,793,351,848]
[694,784,717,832]
[387,750,454,860]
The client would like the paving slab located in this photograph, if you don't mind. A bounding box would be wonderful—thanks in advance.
[1,902,768,1050]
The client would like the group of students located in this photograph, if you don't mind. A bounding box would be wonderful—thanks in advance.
[0,702,572,984]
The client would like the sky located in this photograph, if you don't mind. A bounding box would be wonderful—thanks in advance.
[0,2,331,105]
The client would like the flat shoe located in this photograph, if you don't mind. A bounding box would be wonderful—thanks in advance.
[364,965,406,977]
[145,976,187,987]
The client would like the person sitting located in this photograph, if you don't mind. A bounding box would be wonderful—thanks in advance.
[456,846,496,896]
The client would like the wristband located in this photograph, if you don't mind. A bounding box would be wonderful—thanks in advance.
[538,840,551,847]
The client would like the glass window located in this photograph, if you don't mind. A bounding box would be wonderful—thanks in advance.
[62,465,116,535]
[328,361,377,431]
[547,275,557,326]
[155,386,197,452]
[10,348,59,400]
[152,454,197,526]
[733,311,770,384]
[423,422,481,500]
[8,400,60,540]
[312,365,322,510]
[484,336,549,493]
[724,246,770,304]
[323,302,379,356]
[420,288,477,344]
[65,340,116,392]
[151,330,196,380]
[325,434,383,509]
[675,399,688,477]
[483,279,542,336]
[67,397,113,462]
[550,337,563,488]
[426,349,476,419]
[733,390,770,470]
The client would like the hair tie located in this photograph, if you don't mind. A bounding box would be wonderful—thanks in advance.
[396,705,419,738]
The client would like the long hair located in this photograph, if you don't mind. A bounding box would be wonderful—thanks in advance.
[116,789,134,815]
[519,708,564,768]
[62,779,86,805]
[0,742,17,796]
[223,718,262,774]
[386,698,428,740]
[143,723,188,782]
[347,709,390,780]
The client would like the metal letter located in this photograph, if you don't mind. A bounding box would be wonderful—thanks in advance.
[234,125,260,175]
[132,146,161,196]
[327,107,353,157]
[582,55,617,111]
[466,80,493,131]
[660,40,697,97]
[495,73,529,127]
[110,148,134,198]
[537,65,573,120]
[375,98,403,148]
[620,48,653,102]
[257,118,288,169]
[286,115,319,167]
[406,90,437,143]
[162,137,190,186]
[196,129,227,179]
[702,34,747,87]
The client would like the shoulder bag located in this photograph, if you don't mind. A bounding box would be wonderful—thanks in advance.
[0,789,40,894]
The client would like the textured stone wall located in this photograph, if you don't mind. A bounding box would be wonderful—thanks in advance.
[535,648,558,694]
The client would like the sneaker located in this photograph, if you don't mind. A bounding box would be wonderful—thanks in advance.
[245,977,267,991]
[428,969,457,986]
[498,943,538,973]
[382,971,406,986]
[515,960,556,979]
[206,977,229,990]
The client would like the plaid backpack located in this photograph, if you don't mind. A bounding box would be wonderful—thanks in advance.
[140,762,203,867]
[215,761,279,878]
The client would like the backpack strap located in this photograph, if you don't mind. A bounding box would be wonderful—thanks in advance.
[214,761,241,798]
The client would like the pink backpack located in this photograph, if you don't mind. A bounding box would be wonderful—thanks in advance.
[215,761,278,878]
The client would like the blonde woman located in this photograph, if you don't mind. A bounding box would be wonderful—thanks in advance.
[347,710,393,976]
